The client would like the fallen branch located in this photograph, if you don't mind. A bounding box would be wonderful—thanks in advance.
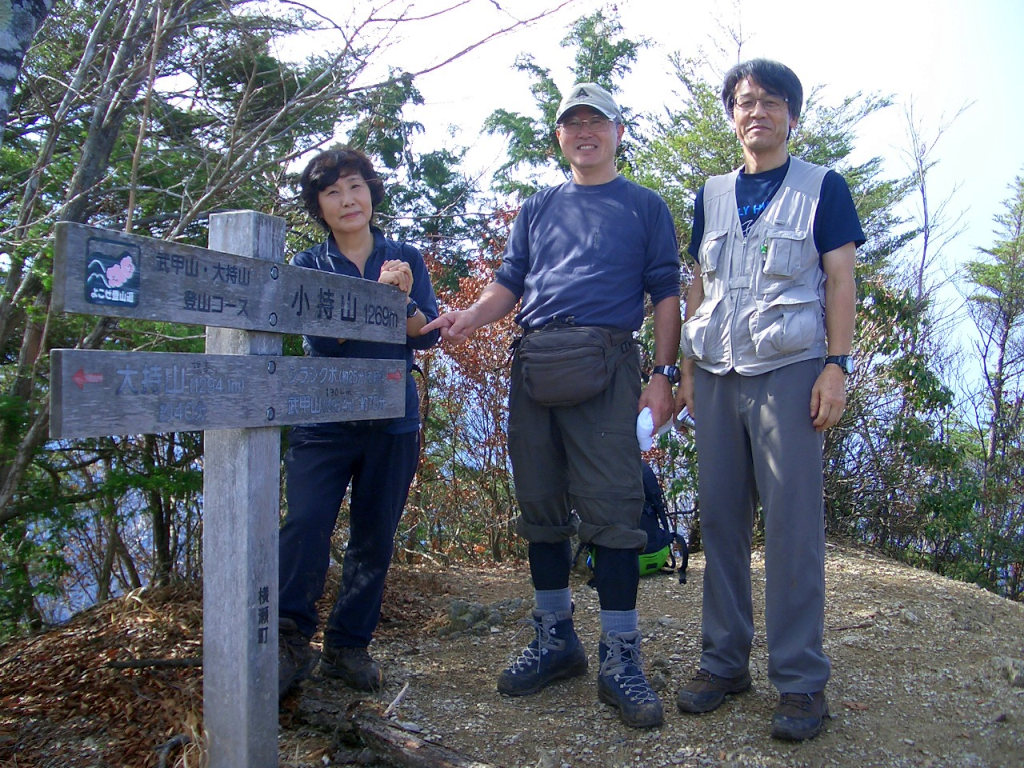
[828,622,874,632]
[383,681,411,718]
[155,734,191,768]
[107,657,202,669]
[348,702,503,768]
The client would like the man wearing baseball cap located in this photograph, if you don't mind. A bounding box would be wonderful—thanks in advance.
[423,82,680,728]
[555,81,623,122]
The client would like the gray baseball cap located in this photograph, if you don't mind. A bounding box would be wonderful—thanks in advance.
[555,82,622,123]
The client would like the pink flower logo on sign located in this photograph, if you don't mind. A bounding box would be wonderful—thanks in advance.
[105,255,136,288]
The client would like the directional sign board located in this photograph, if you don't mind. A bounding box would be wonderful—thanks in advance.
[48,211,416,768]
[50,349,405,438]
[52,222,405,342]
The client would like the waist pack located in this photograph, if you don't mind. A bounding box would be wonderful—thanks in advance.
[517,324,633,407]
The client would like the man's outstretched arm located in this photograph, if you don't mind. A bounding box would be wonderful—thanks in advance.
[421,282,519,345]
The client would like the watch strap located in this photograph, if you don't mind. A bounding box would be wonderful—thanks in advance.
[652,364,681,385]
[825,355,853,375]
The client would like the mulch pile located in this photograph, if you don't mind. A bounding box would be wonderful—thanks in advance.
[0,567,452,767]
[0,584,205,767]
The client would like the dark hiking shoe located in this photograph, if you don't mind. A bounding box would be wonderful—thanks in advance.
[771,691,829,741]
[496,608,588,696]
[278,618,317,700]
[320,644,383,691]
[676,668,752,713]
[597,630,664,729]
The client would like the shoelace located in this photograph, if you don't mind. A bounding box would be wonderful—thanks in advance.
[607,667,658,703]
[600,637,657,703]
[693,669,718,684]
[508,616,563,670]
[778,692,815,712]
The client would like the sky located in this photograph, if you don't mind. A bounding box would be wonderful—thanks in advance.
[296,0,1024,387]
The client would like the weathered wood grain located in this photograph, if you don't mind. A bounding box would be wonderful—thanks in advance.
[52,221,405,342]
[49,349,404,438]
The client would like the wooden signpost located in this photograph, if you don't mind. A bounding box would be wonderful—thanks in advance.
[53,219,406,341]
[50,212,406,767]
[50,349,403,437]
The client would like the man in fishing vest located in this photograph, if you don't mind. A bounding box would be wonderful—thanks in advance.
[675,58,864,741]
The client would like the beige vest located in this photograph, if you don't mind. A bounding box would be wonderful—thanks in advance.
[682,157,829,376]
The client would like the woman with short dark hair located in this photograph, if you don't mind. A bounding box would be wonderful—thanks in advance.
[278,147,440,698]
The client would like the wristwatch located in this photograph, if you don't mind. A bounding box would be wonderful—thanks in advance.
[406,298,419,318]
[652,364,681,385]
[825,355,855,375]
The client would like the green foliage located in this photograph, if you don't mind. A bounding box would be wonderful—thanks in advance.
[382,144,478,293]
[830,262,968,561]
[960,173,1024,599]
[348,74,424,172]
[564,11,643,86]
[482,9,645,197]
[0,519,72,639]
[630,54,742,249]
[0,0,479,632]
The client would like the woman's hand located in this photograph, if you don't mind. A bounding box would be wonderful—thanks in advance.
[378,259,413,294]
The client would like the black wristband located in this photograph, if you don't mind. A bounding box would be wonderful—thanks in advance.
[652,365,681,385]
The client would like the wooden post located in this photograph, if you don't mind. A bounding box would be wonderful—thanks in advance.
[50,215,406,763]
[202,211,285,767]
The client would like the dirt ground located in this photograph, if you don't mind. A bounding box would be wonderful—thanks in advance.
[2,542,1024,767]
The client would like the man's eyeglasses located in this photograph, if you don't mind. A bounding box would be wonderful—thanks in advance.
[559,116,612,133]
[733,96,789,114]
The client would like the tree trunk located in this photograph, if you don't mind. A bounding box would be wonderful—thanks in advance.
[0,0,57,148]
[0,0,166,528]
[145,434,172,587]
[96,507,118,602]
[115,528,142,589]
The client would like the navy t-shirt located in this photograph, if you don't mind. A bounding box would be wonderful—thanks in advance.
[688,157,866,263]
[494,176,680,331]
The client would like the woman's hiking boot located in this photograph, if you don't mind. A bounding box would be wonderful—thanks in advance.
[278,618,317,699]
[320,644,383,692]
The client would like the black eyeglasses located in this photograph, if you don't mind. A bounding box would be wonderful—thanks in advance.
[733,96,789,114]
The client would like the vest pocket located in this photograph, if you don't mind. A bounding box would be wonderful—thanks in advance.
[681,295,727,364]
[761,227,810,278]
[748,287,819,359]
[699,229,729,276]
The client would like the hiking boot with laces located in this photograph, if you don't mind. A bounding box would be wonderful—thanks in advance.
[597,630,664,729]
[278,618,317,700]
[676,668,752,713]
[771,690,829,741]
[496,608,588,696]
[320,644,383,692]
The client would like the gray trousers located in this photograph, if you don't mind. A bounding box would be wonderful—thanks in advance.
[508,343,646,551]
[694,359,830,693]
